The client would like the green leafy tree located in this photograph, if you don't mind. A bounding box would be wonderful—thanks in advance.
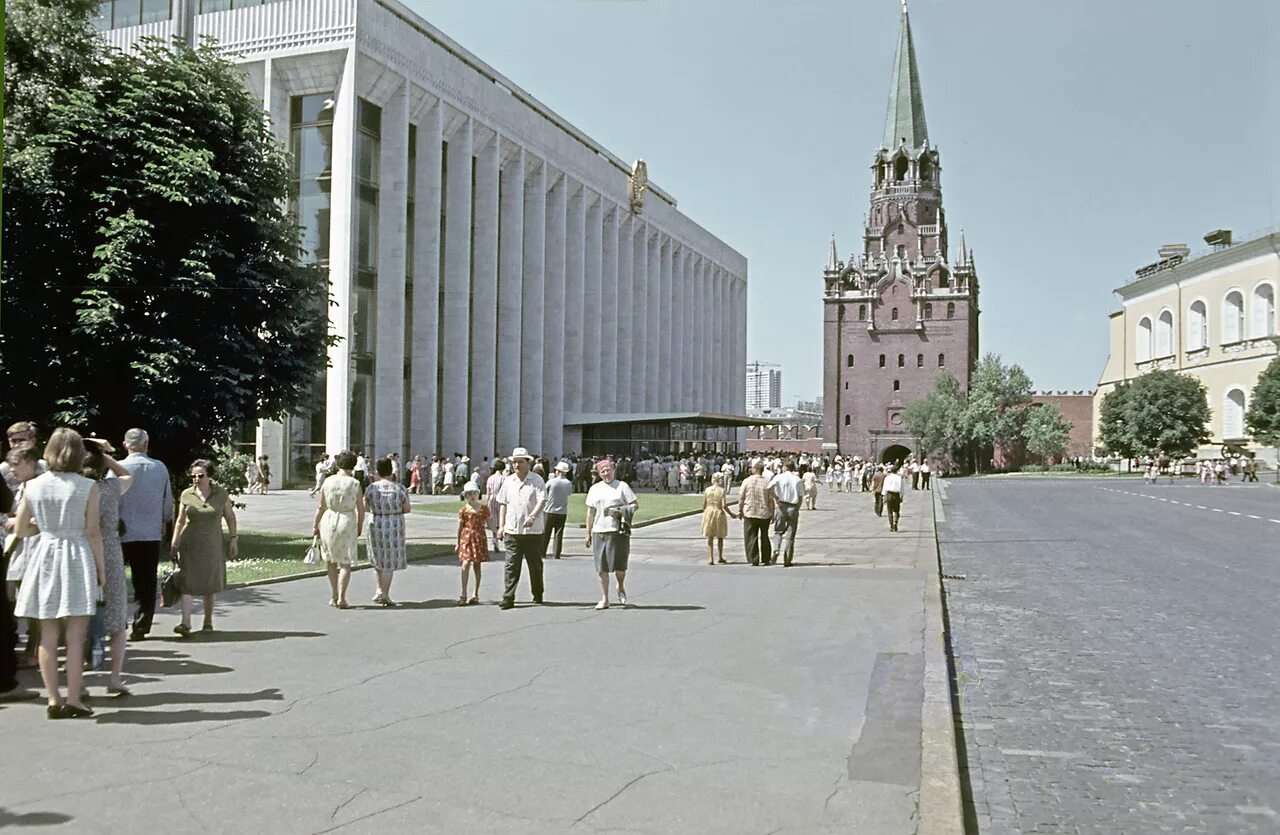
[905,371,969,462]
[1098,371,1209,460]
[2,2,332,466]
[1021,403,1073,463]
[1245,356,1280,448]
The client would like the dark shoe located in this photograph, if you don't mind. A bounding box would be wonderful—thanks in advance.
[173,624,191,637]
[201,623,214,633]
[129,630,146,642]
[47,704,66,720]
[62,704,94,719]
[499,600,515,610]
[533,597,543,605]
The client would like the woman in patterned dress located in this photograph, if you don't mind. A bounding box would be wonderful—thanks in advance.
[313,450,363,609]
[82,440,135,694]
[363,456,410,607]
[456,485,489,605]
[13,428,106,719]
[170,459,237,635]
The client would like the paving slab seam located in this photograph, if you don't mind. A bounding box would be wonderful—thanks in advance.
[919,486,964,835]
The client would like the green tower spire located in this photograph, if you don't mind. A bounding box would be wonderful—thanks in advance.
[882,0,929,150]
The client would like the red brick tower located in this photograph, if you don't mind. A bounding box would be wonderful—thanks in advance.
[822,2,979,461]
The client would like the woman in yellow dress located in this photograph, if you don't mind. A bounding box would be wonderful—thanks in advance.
[312,450,364,609]
[700,471,736,565]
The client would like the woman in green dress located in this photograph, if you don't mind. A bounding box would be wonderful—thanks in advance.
[169,459,237,636]
[313,450,364,609]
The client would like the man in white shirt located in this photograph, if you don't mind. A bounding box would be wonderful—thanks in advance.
[583,458,638,609]
[881,465,905,532]
[496,447,548,609]
[920,460,932,490]
[543,461,574,560]
[769,460,804,567]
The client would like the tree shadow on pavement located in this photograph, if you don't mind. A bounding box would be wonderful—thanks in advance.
[185,630,326,643]
[0,808,74,827]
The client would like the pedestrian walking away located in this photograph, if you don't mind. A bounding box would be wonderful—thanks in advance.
[882,465,904,533]
[870,465,886,517]
[737,462,775,566]
[495,447,547,609]
[116,428,174,641]
[769,461,803,567]
[584,458,638,609]
[313,451,364,609]
[543,461,573,559]
[700,472,736,565]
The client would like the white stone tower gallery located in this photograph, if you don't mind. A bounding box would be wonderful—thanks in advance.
[96,0,748,482]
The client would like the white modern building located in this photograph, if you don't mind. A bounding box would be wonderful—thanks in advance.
[97,0,748,483]
[745,365,782,413]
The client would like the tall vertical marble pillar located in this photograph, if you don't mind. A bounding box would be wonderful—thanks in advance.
[712,266,724,413]
[468,131,499,461]
[410,98,443,458]
[325,47,358,452]
[582,194,603,414]
[373,77,409,458]
[646,233,662,411]
[691,258,704,408]
[601,208,621,412]
[672,247,686,411]
[657,236,673,411]
[542,174,567,458]
[736,278,748,412]
[495,145,524,454]
[520,160,547,449]
[615,214,633,412]
[440,117,473,456]
[257,57,287,484]
[685,250,698,410]
[631,225,649,412]
[563,184,586,420]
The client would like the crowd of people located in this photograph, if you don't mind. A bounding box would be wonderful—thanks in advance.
[3,419,940,716]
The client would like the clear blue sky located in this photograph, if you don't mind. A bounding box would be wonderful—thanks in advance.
[411,0,1280,403]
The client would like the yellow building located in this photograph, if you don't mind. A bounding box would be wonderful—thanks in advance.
[1094,230,1280,466]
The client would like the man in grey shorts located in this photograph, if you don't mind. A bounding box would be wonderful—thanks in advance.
[583,458,638,610]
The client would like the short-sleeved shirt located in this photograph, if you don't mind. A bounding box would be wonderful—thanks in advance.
[585,479,637,533]
[545,475,573,514]
[496,472,547,535]
[738,475,775,520]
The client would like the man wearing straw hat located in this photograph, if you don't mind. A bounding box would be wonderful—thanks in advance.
[495,447,548,609]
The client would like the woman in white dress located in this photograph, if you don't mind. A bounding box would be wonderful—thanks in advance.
[13,428,106,719]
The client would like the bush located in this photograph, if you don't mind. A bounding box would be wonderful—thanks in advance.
[1019,464,1047,472]
[1050,463,1076,472]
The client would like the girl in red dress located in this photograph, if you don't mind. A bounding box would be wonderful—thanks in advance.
[457,485,490,605]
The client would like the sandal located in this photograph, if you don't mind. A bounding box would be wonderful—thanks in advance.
[467,596,479,606]
[201,623,214,633]
[336,600,349,610]
[457,596,468,606]
[173,624,191,637]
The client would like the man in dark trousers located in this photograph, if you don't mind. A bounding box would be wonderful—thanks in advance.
[737,462,775,566]
[118,428,174,640]
[495,447,548,609]
[882,465,904,533]
[870,465,886,517]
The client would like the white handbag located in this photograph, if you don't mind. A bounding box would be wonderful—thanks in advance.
[303,536,322,565]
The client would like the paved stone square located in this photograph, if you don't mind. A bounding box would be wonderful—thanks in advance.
[938,478,1280,834]
[1,486,956,834]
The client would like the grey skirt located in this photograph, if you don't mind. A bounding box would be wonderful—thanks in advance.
[592,532,630,573]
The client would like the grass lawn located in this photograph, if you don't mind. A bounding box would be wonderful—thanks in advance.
[135,532,457,588]
[415,492,702,526]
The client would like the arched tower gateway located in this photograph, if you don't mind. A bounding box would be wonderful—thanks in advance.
[822,2,979,460]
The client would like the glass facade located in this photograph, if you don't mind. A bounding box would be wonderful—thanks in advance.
[93,0,284,28]
[349,98,382,454]
[284,94,334,484]
[581,421,740,459]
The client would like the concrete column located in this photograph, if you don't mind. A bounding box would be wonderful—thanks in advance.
[685,250,697,411]
[373,77,409,459]
[660,236,680,412]
[737,277,748,413]
[520,160,547,450]
[691,257,704,408]
[563,184,587,422]
[600,207,620,412]
[582,193,603,413]
[495,145,525,454]
[711,265,724,413]
[615,214,633,412]
[440,117,472,457]
[646,232,662,411]
[468,131,499,462]
[258,56,287,484]
[324,47,358,452]
[542,173,567,458]
[631,224,649,412]
[672,247,687,411]
[410,99,443,459]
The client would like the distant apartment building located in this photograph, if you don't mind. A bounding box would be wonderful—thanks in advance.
[1095,230,1279,465]
[745,365,783,413]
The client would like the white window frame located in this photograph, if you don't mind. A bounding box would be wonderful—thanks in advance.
[1222,289,1245,344]
[1136,316,1153,362]
[1223,386,1248,440]
[1187,298,1208,351]
[1250,280,1276,338]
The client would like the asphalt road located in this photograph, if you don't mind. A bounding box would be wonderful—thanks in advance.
[937,477,1280,834]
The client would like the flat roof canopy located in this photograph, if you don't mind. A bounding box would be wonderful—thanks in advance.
[565,411,778,428]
